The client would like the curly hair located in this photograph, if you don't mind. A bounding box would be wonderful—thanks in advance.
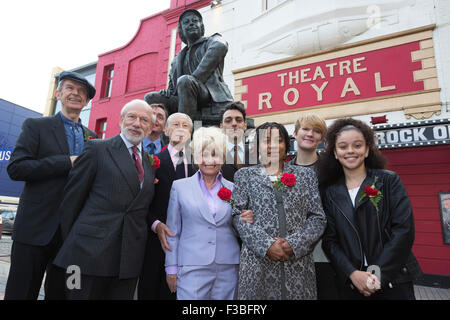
[318,118,387,188]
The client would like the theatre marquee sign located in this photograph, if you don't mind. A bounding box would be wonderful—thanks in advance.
[242,42,422,112]
[233,25,441,125]
[374,119,450,149]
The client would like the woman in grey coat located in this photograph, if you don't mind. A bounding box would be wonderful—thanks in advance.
[232,122,327,300]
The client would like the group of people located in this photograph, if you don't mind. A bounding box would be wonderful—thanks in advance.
[3,69,423,301]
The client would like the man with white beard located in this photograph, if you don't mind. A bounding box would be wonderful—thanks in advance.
[53,99,158,300]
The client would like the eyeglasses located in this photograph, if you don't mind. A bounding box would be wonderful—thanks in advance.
[124,113,151,125]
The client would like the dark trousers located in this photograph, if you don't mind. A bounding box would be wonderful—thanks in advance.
[144,75,211,118]
[4,230,66,300]
[315,262,339,300]
[138,235,176,300]
[66,274,138,300]
[338,281,416,300]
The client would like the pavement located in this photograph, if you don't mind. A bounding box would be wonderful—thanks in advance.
[0,235,44,300]
[0,234,449,300]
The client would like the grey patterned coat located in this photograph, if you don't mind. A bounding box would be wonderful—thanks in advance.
[232,164,326,300]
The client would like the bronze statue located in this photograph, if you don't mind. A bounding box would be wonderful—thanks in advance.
[145,9,233,122]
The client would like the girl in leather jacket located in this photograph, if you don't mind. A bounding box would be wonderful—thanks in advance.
[318,118,422,300]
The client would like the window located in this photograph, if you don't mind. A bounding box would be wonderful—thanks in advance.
[127,53,157,93]
[102,65,114,98]
[95,118,107,139]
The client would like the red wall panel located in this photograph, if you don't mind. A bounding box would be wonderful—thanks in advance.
[382,145,450,276]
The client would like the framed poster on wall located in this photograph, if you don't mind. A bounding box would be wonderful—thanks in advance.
[438,192,450,245]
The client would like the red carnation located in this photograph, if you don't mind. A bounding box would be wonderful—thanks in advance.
[358,176,383,212]
[152,156,160,170]
[280,173,296,187]
[218,187,232,201]
[364,186,379,197]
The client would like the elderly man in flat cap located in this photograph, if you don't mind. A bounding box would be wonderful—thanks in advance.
[5,71,97,300]
[145,9,233,120]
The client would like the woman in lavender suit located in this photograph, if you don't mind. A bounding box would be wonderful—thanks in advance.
[163,127,253,300]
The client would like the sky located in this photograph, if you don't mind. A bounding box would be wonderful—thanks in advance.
[0,0,171,114]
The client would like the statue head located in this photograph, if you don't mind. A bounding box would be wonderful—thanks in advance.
[178,9,205,45]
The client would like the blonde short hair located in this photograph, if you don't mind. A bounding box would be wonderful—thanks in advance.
[190,127,227,163]
[294,114,327,136]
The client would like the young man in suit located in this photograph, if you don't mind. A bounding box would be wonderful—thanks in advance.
[138,112,196,300]
[53,99,156,300]
[219,101,253,182]
[5,71,97,300]
[143,103,169,155]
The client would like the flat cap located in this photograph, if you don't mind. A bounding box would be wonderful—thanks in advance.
[58,71,96,100]
[179,8,203,22]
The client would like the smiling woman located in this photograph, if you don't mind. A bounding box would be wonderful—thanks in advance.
[319,118,423,300]
[191,127,227,172]
[163,126,254,300]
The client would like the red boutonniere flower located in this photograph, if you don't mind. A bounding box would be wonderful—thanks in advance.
[364,186,379,197]
[358,176,383,212]
[83,130,96,141]
[146,153,160,170]
[273,172,297,190]
[281,172,296,186]
[218,186,234,207]
[152,156,160,170]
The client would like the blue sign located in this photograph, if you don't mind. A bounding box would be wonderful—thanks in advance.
[0,98,42,198]
[0,149,12,162]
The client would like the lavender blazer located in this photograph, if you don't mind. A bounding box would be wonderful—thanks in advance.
[165,171,240,267]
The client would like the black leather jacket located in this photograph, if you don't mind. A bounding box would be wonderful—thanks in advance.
[322,169,422,289]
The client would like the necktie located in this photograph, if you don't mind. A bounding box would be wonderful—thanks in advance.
[234,144,242,169]
[175,151,186,179]
[132,146,144,183]
[148,142,156,155]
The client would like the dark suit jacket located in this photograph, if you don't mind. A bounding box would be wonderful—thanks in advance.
[160,132,169,147]
[7,112,96,246]
[54,134,155,279]
[139,147,196,299]
[147,147,197,226]
[221,143,253,183]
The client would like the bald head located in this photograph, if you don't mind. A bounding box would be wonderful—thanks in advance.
[120,99,154,145]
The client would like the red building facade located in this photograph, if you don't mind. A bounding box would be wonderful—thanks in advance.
[89,0,211,137]
[383,145,450,276]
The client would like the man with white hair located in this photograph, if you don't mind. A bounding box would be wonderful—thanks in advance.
[53,99,157,300]
[138,112,197,300]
